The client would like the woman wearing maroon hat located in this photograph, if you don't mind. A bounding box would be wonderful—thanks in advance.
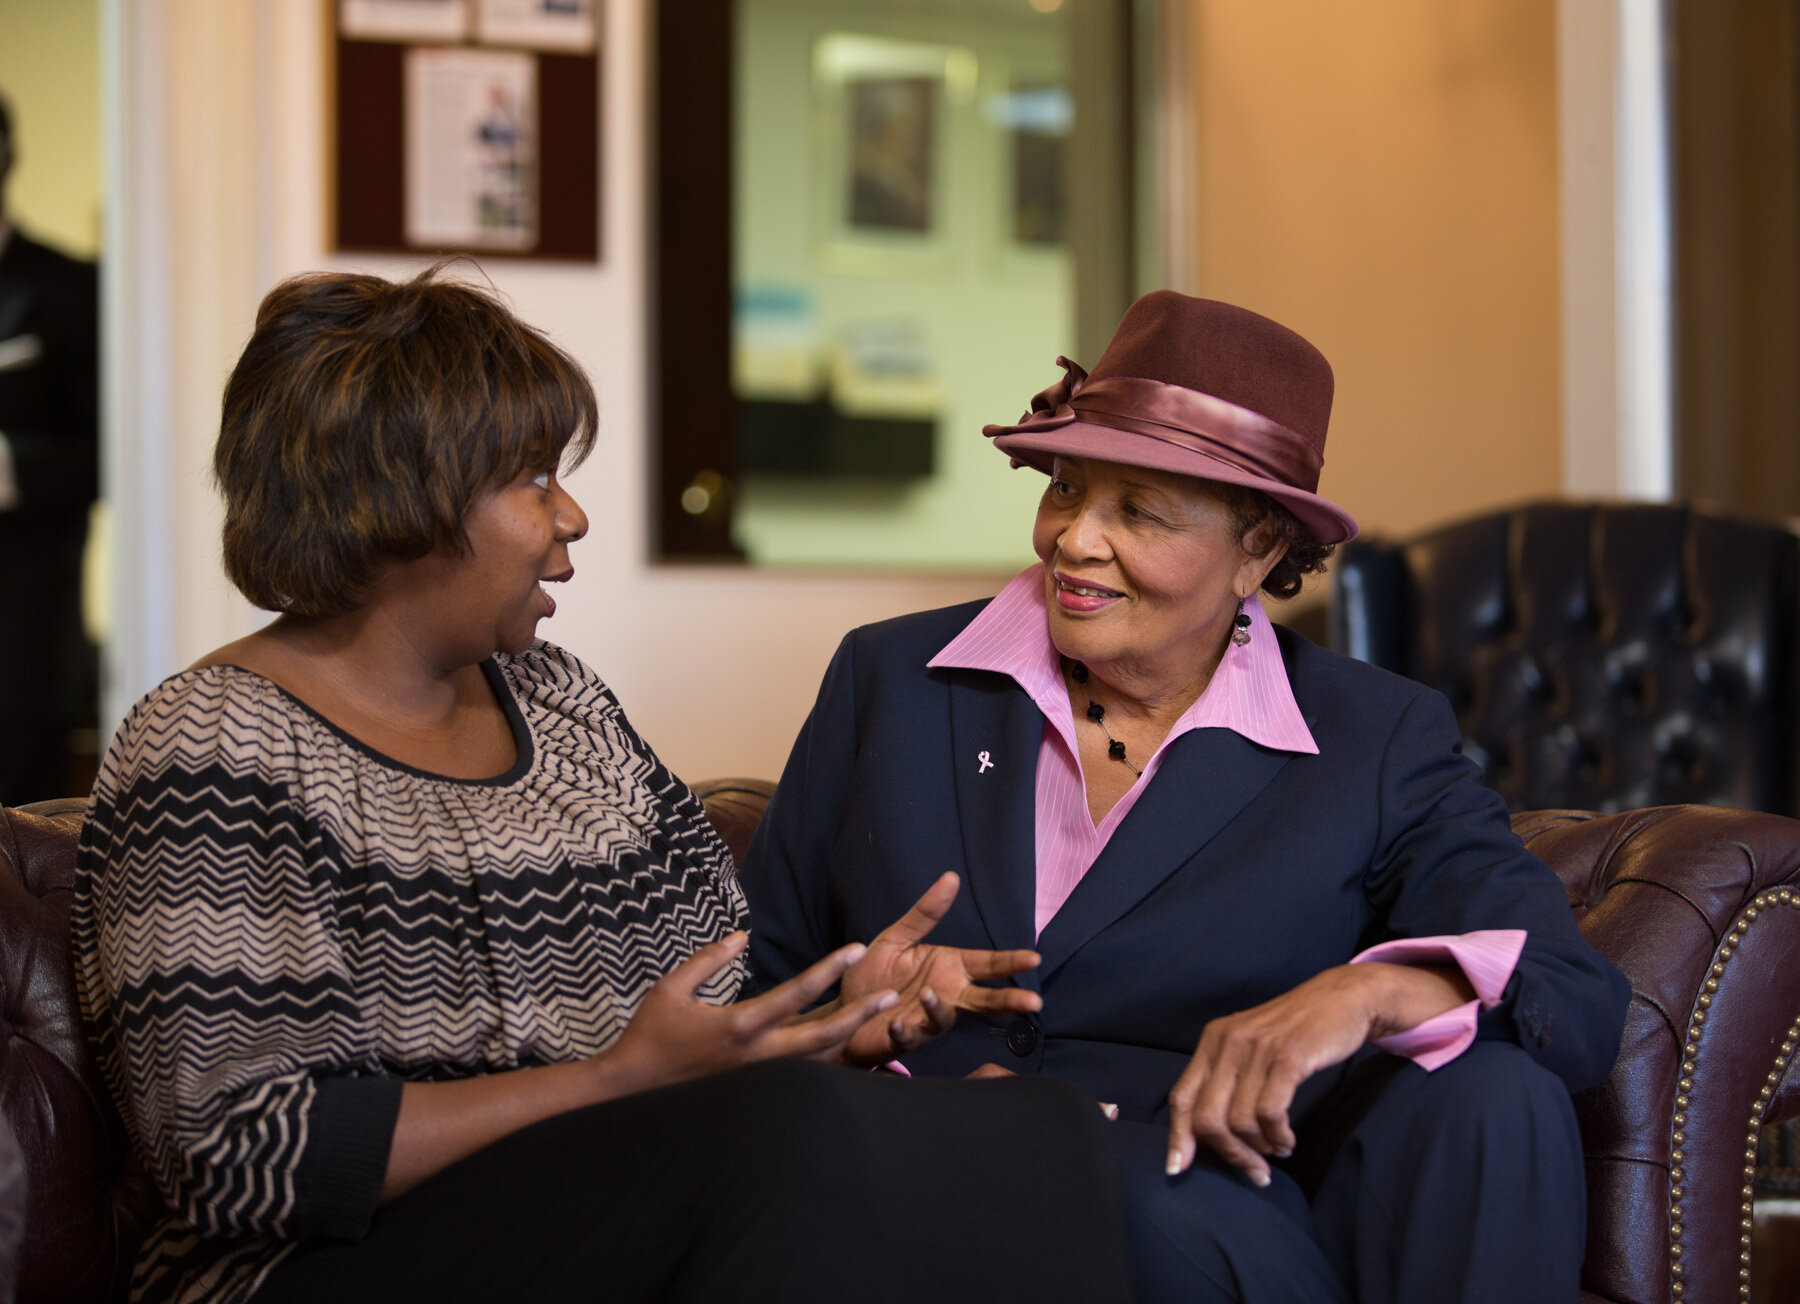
[741,291,1630,1304]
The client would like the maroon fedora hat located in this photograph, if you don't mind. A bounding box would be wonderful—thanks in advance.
[984,291,1358,544]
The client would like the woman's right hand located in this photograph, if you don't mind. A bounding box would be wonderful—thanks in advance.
[603,931,900,1096]
[382,935,895,1202]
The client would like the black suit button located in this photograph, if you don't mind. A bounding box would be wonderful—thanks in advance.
[1006,1023,1038,1056]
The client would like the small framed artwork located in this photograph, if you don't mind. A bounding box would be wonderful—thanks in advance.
[810,33,976,279]
[404,46,538,250]
[331,8,600,260]
[1003,84,1070,247]
[475,0,597,53]
[845,76,935,233]
[340,0,470,43]
[975,61,1071,287]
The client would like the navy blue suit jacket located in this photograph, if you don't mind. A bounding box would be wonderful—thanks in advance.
[742,602,1630,1124]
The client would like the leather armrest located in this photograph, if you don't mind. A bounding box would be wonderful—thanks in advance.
[1515,805,1800,1304]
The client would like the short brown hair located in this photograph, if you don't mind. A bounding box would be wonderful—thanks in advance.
[1211,481,1334,601]
[215,265,597,616]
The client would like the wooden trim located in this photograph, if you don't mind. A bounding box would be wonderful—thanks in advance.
[649,0,742,560]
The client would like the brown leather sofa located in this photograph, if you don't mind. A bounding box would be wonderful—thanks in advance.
[6,783,1799,1304]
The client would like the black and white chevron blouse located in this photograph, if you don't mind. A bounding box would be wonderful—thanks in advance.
[72,642,748,1304]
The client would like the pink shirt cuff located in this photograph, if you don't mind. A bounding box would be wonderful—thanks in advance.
[1349,929,1526,1071]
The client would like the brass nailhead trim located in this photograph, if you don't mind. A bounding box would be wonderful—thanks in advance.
[1678,889,1800,1301]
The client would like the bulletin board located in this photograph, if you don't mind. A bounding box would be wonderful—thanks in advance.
[331,0,601,261]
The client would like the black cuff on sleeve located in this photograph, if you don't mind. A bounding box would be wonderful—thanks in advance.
[1474,970,1524,1044]
[292,1074,405,1243]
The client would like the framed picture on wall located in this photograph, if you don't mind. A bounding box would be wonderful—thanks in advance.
[404,46,538,250]
[475,0,598,53]
[332,11,600,259]
[340,0,470,43]
[810,34,974,279]
[974,59,1072,287]
[1003,84,1069,247]
[845,76,935,233]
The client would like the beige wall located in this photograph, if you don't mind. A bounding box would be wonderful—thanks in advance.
[0,0,102,257]
[1191,0,1562,542]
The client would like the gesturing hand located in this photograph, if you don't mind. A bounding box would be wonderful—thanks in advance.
[830,872,1043,1068]
[607,932,899,1095]
[1164,962,1472,1186]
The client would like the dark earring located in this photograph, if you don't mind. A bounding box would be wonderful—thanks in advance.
[1231,599,1252,647]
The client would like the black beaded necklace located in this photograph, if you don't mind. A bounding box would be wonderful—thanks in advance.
[1063,603,1252,778]
[1065,661,1143,777]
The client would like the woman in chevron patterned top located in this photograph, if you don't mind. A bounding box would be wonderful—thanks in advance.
[71,268,1132,1304]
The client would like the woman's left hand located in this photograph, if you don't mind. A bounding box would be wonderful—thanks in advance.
[801,872,1044,1068]
[1164,962,1471,1186]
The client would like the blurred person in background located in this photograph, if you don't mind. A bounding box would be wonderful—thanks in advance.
[0,92,100,805]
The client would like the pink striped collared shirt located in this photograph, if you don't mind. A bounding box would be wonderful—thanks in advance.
[927,564,1522,1071]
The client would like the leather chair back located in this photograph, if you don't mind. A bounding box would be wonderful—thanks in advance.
[0,801,157,1304]
[1330,502,1800,816]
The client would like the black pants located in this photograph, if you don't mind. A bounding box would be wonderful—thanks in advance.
[1118,1040,1588,1304]
[0,518,88,806]
[254,1059,1133,1304]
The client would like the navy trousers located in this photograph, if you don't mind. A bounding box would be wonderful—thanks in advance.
[1117,1040,1587,1304]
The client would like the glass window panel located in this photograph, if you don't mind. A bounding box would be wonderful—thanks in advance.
[730,0,1077,570]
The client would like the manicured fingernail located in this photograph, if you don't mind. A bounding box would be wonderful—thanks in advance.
[921,989,939,1007]
[1250,1170,1270,1188]
[1165,1151,1184,1176]
[1101,1103,1119,1121]
[842,943,866,963]
[1273,1146,1292,1159]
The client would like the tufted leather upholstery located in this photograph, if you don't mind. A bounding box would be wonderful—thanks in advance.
[1517,806,1800,1304]
[0,1111,24,1304]
[8,784,1799,1303]
[1329,502,1800,817]
[689,777,779,867]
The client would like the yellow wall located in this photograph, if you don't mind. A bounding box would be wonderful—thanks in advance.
[0,0,102,257]
[1192,0,1561,542]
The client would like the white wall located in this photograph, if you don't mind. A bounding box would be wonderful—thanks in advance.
[1558,0,1676,501]
[106,0,1007,782]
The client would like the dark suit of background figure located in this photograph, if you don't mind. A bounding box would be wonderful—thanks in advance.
[0,228,99,805]
[742,601,1632,1303]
